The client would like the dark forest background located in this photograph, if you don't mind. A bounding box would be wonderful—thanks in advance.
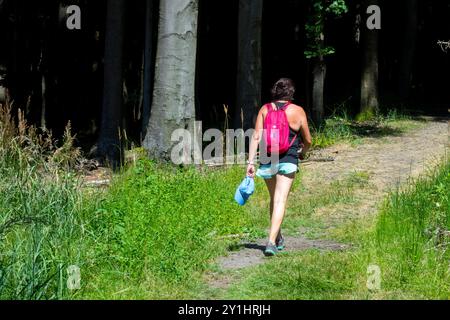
[0,0,449,162]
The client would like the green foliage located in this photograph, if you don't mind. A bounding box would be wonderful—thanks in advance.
[305,0,348,59]
[356,109,377,122]
[326,0,348,15]
[80,159,256,298]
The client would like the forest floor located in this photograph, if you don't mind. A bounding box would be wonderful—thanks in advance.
[202,116,449,298]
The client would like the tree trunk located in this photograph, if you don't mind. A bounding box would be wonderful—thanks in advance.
[312,55,326,125]
[97,0,126,169]
[235,0,263,130]
[143,0,199,160]
[40,73,46,129]
[0,69,5,103]
[398,0,418,102]
[304,61,311,117]
[360,0,379,117]
[141,0,155,142]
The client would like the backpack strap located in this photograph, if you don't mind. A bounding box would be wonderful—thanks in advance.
[283,102,297,148]
[265,103,275,112]
[288,133,298,149]
[280,101,292,110]
[266,101,291,112]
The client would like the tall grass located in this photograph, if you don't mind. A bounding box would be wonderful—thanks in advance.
[372,158,450,297]
[0,105,84,300]
[225,158,449,300]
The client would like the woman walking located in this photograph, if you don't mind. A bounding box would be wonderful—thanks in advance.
[247,78,312,256]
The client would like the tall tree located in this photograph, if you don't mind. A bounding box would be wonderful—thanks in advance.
[97,0,126,169]
[143,0,199,160]
[141,0,155,141]
[359,0,380,119]
[398,0,418,102]
[305,0,347,125]
[235,0,263,130]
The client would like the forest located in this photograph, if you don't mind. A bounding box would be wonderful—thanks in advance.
[1,0,448,166]
[0,0,449,302]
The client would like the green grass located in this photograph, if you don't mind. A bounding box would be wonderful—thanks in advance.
[371,159,450,298]
[311,109,426,149]
[0,107,85,300]
[224,252,363,300]
[274,170,371,238]
[223,159,450,300]
[76,159,260,299]
[0,103,443,300]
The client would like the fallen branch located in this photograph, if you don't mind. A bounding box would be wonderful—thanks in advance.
[437,40,450,53]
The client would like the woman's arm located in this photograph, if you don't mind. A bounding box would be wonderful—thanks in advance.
[299,109,312,158]
[247,108,265,177]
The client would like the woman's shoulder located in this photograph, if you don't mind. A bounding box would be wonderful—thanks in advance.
[259,102,305,114]
[289,103,304,109]
[287,103,306,115]
[259,103,272,115]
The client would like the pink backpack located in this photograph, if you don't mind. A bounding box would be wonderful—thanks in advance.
[263,102,297,154]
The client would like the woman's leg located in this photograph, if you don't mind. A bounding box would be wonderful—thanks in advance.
[264,176,276,219]
[264,177,282,242]
[268,173,295,244]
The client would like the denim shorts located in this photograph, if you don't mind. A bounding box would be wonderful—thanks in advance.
[256,163,298,179]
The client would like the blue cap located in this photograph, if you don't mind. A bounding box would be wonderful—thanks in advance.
[234,176,255,206]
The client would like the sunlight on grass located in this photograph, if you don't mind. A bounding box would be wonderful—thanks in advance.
[311,109,426,149]
[223,158,450,300]
[1,102,444,300]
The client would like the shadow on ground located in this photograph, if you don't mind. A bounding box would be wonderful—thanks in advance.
[220,236,349,271]
[348,123,405,138]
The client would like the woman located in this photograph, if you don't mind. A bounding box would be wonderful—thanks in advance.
[247,78,312,256]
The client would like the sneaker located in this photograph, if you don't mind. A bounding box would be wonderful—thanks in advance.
[264,242,278,257]
[276,235,285,251]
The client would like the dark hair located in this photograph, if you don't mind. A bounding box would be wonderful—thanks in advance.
[271,78,296,101]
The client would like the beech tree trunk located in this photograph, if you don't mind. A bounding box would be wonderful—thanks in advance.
[235,0,263,130]
[398,0,418,102]
[141,0,155,141]
[360,0,379,117]
[143,0,199,160]
[312,54,326,125]
[97,0,126,169]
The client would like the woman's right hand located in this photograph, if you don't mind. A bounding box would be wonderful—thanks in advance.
[247,164,256,178]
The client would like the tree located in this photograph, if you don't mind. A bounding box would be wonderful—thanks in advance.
[235,0,263,130]
[96,0,126,169]
[143,0,199,160]
[305,0,348,125]
[141,0,155,141]
[398,0,418,102]
[359,0,380,119]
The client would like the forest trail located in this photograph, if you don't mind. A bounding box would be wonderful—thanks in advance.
[206,117,449,291]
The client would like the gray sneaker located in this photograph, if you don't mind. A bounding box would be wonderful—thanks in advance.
[276,235,286,251]
[264,242,278,257]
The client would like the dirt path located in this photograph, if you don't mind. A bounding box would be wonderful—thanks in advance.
[206,118,449,290]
